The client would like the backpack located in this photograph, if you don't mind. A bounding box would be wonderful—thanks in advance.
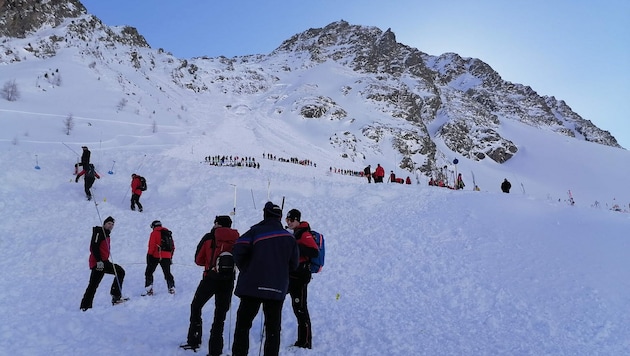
[160,229,174,252]
[86,164,96,179]
[213,251,235,277]
[139,176,147,191]
[309,230,325,273]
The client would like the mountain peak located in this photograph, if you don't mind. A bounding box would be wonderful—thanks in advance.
[0,0,86,38]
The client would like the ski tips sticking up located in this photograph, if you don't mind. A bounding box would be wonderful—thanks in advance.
[34,154,40,170]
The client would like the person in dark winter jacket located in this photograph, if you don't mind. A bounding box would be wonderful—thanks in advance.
[182,215,239,355]
[144,220,175,296]
[363,165,372,183]
[285,208,319,349]
[130,173,144,212]
[75,163,100,200]
[231,202,299,356]
[80,146,91,167]
[501,178,512,193]
[456,173,465,190]
[80,216,126,310]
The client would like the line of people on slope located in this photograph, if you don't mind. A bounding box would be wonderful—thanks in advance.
[263,152,317,167]
[79,201,320,356]
[204,155,260,169]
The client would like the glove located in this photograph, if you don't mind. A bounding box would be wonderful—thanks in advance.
[96,261,104,271]
[75,176,79,183]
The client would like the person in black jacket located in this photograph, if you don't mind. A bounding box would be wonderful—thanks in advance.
[363,165,371,183]
[501,178,512,193]
[75,163,100,200]
[231,202,299,356]
[80,146,91,167]
[181,215,239,356]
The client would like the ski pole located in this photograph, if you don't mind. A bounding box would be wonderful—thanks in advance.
[91,188,124,295]
[258,316,265,356]
[251,189,256,209]
[231,184,237,216]
[62,142,80,156]
[108,160,116,175]
[267,179,271,200]
[34,154,40,170]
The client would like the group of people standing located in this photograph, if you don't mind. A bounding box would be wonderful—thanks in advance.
[79,217,176,309]
[73,146,145,211]
[79,199,320,356]
[363,164,385,183]
[181,202,320,356]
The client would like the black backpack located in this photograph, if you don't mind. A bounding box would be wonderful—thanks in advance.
[86,164,96,179]
[212,237,235,278]
[139,176,147,191]
[214,251,235,277]
[160,230,174,252]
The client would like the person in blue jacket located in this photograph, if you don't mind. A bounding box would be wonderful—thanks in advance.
[231,202,299,356]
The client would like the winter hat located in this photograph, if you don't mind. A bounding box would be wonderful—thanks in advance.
[150,220,162,228]
[104,216,115,224]
[214,215,232,228]
[287,209,301,222]
[263,201,283,219]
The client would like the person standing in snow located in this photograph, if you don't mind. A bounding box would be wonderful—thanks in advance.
[456,173,465,190]
[144,220,175,296]
[75,163,100,201]
[231,202,299,356]
[285,208,319,349]
[181,215,240,355]
[374,164,385,183]
[80,216,127,310]
[501,178,511,193]
[130,173,144,212]
[363,165,372,183]
[389,171,396,183]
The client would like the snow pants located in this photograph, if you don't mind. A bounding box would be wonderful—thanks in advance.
[144,255,175,290]
[289,268,313,348]
[187,275,234,355]
[80,261,125,309]
[232,296,283,356]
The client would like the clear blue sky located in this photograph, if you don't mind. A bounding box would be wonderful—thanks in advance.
[81,0,630,149]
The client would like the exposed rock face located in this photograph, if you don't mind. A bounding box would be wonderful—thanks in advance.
[0,8,621,177]
[0,0,86,38]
